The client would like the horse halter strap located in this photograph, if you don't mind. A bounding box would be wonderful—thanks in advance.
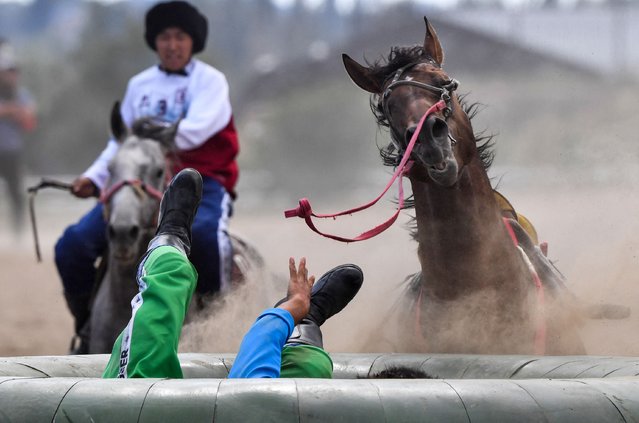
[285,62,460,242]
[100,179,164,205]
[380,62,459,152]
[284,100,447,243]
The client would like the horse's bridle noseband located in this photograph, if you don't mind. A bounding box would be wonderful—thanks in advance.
[379,60,459,153]
[100,179,164,205]
[100,179,165,225]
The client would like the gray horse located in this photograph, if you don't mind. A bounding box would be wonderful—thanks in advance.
[87,102,262,353]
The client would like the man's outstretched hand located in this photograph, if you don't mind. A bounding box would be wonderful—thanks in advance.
[277,257,315,325]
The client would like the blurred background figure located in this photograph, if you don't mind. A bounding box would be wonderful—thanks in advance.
[0,38,36,236]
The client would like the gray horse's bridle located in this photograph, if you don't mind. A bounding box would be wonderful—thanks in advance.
[100,178,165,229]
[379,61,459,153]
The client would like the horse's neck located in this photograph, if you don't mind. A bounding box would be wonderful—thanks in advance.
[105,257,139,300]
[411,163,528,300]
[106,235,153,302]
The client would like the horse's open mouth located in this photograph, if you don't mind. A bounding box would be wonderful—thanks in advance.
[112,251,138,263]
[429,162,447,172]
[427,158,458,187]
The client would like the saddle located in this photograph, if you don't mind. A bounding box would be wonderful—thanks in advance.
[498,191,630,322]
[494,190,568,294]
[494,190,539,246]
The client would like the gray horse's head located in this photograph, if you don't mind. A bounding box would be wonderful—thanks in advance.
[104,101,178,263]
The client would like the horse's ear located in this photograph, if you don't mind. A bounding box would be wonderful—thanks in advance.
[110,101,128,143]
[155,119,179,151]
[423,17,444,66]
[342,54,385,94]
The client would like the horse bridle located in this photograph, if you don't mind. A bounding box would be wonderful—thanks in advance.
[379,60,459,154]
[284,64,460,242]
[100,179,164,225]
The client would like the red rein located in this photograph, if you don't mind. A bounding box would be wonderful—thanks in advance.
[100,179,164,205]
[284,100,447,242]
[285,99,548,353]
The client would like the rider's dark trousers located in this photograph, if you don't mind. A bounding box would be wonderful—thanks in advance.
[55,176,233,301]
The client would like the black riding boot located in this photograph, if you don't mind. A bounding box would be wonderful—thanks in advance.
[280,264,364,348]
[307,264,363,326]
[148,168,203,256]
[64,291,92,354]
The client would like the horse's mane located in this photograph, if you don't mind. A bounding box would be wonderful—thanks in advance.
[364,45,494,174]
[130,117,178,152]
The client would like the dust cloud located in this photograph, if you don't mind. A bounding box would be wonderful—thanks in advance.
[171,181,639,357]
[179,265,286,353]
[1,176,638,357]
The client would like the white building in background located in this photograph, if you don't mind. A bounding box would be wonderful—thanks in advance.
[443,5,638,77]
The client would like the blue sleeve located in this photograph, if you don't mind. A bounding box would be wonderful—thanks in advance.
[228,308,294,378]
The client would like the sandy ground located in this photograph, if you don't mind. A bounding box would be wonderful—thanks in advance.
[1,177,638,358]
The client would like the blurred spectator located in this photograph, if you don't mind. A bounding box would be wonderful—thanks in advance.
[0,39,37,234]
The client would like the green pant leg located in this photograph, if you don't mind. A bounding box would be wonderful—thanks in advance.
[103,246,198,378]
[280,345,333,378]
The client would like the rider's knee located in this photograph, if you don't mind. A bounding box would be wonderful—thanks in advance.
[55,225,80,262]
[55,223,103,262]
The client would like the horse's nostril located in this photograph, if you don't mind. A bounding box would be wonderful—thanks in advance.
[107,224,140,241]
[405,126,417,144]
[430,117,448,142]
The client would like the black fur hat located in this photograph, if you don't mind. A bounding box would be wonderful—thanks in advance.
[145,1,208,54]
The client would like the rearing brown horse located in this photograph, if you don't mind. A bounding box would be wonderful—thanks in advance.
[343,18,584,354]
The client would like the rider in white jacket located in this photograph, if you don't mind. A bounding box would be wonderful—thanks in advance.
[55,1,239,353]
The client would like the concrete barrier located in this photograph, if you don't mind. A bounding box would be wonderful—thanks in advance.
[2,353,639,379]
[1,354,638,422]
